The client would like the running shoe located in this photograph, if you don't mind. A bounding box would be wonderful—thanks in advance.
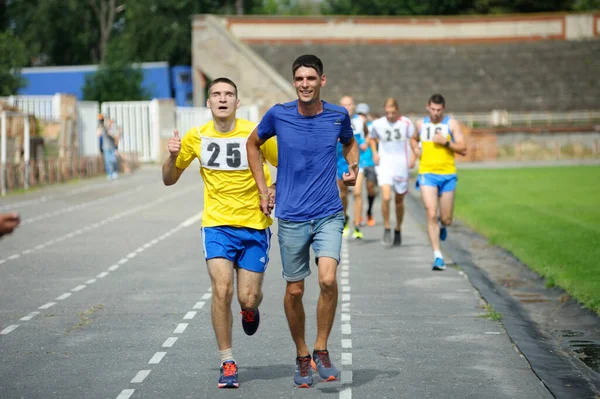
[382,228,393,247]
[352,228,363,240]
[240,308,260,336]
[432,257,446,271]
[367,214,376,227]
[342,224,350,238]
[294,355,313,388]
[312,349,339,381]
[439,219,447,241]
[359,217,366,227]
[218,360,239,388]
[393,230,402,246]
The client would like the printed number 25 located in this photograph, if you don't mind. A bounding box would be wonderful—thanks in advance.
[206,143,241,167]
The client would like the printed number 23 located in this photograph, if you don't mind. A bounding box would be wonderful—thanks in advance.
[206,143,241,167]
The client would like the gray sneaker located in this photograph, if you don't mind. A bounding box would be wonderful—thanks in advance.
[393,230,402,246]
[294,355,313,388]
[312,350,339,381]
[382,228,393,247]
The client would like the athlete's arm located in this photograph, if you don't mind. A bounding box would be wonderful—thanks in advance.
[369,124,380,165]
[447,119,467,155]
[162,129,185,186]
[410,119,422,158]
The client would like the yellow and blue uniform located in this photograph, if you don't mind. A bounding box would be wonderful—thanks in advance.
[175,118,278,272]
[416,115,457,194]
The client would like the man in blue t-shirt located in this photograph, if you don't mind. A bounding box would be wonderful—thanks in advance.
[247,54,358,388]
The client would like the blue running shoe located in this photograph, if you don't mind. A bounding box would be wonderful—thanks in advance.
[218,360,239,388]
[294,355,313,388]
[432,257,446,271]
[240,308,260,336]
[312,349,339,381]
[439,224,447,241]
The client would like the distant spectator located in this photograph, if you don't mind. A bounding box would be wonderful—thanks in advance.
[97,117,119,180]
[0,212,20,239]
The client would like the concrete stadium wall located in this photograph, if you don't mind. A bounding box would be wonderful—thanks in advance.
[222,13,600,44]
[191,15,295,114]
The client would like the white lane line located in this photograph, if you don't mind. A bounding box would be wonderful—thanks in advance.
[20,311,41,321]
[120,258,130,264]
[86,279,96,285]
[127,253,137,259]
[201,293,212,300]
[0,325,19,335]
[341,303,350,311]
[0,185,198,267]
[72,285,86,292]
[180,212,203,227]
[39,302,56,310]
[341,271,349,278]
[342,294,351,301]
[148,352,167,364]
[162,337,178,348]
[341,353,352,365]
[56,293,72,300]
[341,278,349,285]
[22,249,33,255]
[341,314,351,322]
[341,265,349,271]
[193,302,205,309]
[340,387,352,398]
[130,370,151,383]
[173,323,188,334]
[183,311,197,320]
[342,339,352,349]
[341,370,353,384]
[342,286,351,292]
[115,389,135,399]
[108,265,120,271]
[97,271,109,278]
[0,260,5,265]
[485,332,502,335]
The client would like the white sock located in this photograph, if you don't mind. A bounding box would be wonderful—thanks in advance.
[219,348,234,364]
[433,250,443,260]
[438,219,445,229]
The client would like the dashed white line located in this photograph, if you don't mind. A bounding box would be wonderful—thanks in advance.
[201,293,212,300]
[341,370,353,384]
[342,286,351,292]
[97,271,109,278]
[342,294,351,302]
[7,254,20,260]
[193,302,205,309]
[72,285,86,292]
[162,337,178,348]
[115,389,135,399]
[86,279,97,285]
[148,352,167,364]
[340,387,352,398]
[22,249,33,255]
[39,302,56,310]
[341,271,349,278]
[56,293,72,300]
[127,253,137,259]
[108,265,120,271]
[341,353,353,365]
[130,370,151,383]
[0,325,19,335]
[183,311,197,320]
[20,311,41,321]
[342,339,352,349]
[485,332,501,335]
[119,258,129,264]
[341,314,351,322]
[173,323,188,334]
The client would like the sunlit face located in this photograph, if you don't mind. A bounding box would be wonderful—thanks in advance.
[427,102,445,123]
[340,96,355,116]
[206,82,239,119]
[385,104,398,123]
[293,67,325,105]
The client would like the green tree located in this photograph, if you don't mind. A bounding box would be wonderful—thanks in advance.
[572,0,600,10]
[82,60,150,102]
[0,30,27,95]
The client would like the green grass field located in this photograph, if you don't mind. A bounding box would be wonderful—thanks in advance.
[454,166,600,315]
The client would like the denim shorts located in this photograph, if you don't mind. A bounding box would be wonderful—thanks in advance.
[277,211,345,282]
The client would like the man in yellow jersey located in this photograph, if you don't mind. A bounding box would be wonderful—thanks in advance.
[410,94,466,271]
[161,77,278,389]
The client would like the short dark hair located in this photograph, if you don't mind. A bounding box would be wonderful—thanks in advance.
[292,55,324,77]
[207,77,238,97]
[428,94,445,106]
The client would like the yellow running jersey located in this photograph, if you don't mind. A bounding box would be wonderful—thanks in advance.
[175,119,278,229]
[418,115,456,175]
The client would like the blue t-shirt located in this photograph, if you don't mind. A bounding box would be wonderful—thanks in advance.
[360,120,375,168]
[258,100,354,221]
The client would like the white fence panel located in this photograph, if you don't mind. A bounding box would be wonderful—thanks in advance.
[6,95,59,121]
[101,101,154,162]
[77,101,100,156]
[175,105,261,137]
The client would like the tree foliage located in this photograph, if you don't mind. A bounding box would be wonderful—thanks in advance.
[0,30,27,96]
[82,61,150,103]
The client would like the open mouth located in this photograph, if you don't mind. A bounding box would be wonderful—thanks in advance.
[218,106,228,110]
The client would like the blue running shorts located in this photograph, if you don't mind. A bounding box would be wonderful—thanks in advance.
[201,226,271,273]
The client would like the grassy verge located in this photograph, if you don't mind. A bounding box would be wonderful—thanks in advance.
[454,166,600,315]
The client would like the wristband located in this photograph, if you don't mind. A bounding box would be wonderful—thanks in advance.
[258,193,269,199]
